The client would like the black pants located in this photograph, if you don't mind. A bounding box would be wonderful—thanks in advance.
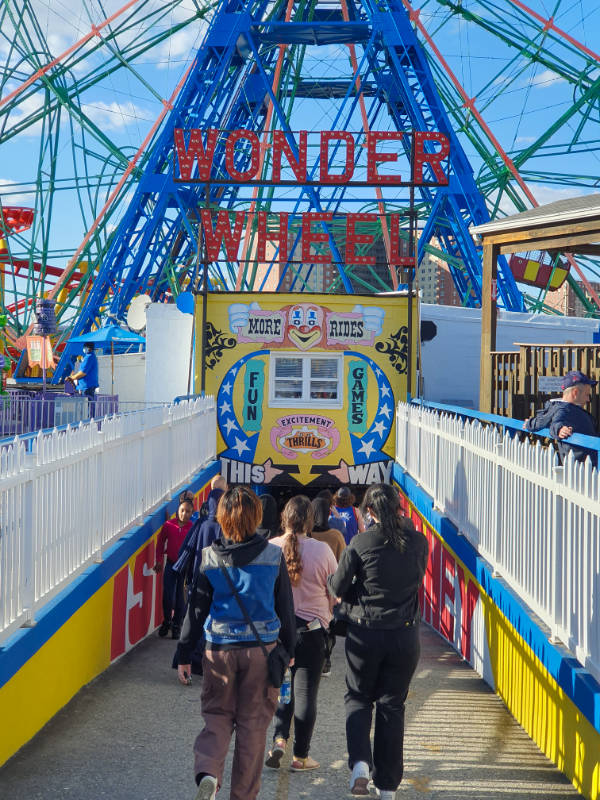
[162,561,186,627]
[273,618,326,758]
[345,622,420,791]
[320,624,334,662]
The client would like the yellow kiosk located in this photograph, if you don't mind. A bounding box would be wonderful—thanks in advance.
[196,291,417,489]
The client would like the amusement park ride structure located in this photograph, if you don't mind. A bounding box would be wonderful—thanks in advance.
[0,0,599,381]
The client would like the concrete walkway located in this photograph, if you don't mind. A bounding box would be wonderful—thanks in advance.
[0,626,581,799]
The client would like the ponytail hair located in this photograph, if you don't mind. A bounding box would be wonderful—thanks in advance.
[361,483,409,552]
[280,495,314,586]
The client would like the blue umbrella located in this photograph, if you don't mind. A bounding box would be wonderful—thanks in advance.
[69,325,146,346]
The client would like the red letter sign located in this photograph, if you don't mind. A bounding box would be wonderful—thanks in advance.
[320,131,355,184]
[201,209,246,261]
[345,213,377,265]
[225,130,261,182]
[272,130,308,183]
[174,128,219,181]
[367,131,404,184]
[413,131,450,184]
[258,211,289,263]
[389,214,414,269]
[302,212,333,264]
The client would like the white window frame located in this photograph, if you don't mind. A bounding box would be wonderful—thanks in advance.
[268,352,344,409]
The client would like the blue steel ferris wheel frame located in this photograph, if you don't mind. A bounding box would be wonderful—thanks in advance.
[52,0,524,383]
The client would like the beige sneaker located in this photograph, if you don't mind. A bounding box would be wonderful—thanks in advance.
[195,775,217,800]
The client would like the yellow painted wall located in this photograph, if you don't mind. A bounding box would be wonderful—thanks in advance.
[398,486,600,800]
[0,476,214,767]
[0,584,114,766]
[486,603,600,799]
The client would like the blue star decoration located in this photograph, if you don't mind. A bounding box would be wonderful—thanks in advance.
[217,351,268,463]
[346,351,394,465]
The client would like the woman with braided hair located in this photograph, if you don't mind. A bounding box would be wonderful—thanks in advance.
[328,483,429,799]
[266,495,337,772]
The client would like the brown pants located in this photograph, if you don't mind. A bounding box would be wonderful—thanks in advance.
[194,645,279,800]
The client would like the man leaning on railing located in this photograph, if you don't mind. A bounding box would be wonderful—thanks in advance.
[523,370,599,467]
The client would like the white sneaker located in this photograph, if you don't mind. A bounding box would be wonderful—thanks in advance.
[378,791,396,800]
[195,774,217,800]
[350,761,370,795]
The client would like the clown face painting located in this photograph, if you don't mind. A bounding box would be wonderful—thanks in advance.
[286,303,323,350]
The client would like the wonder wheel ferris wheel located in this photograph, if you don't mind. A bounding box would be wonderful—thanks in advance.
[0,0,599,370]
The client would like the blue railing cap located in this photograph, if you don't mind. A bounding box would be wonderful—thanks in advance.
[410,398,600,456]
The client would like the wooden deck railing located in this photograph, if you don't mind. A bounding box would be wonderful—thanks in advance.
[490,343,600,420]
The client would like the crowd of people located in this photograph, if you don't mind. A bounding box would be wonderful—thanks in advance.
[154,478,429,800]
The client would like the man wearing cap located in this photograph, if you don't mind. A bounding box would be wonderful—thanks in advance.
[549,371,598,464]
[528,370,599,466]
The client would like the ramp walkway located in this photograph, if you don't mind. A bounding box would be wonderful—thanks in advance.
[0,625,580,800]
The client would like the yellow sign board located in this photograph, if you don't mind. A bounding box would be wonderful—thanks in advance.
[196,292,417,488]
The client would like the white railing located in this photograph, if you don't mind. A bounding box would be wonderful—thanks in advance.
[0,397,216,639]
[396,401,600,684]
[0,391,172,439]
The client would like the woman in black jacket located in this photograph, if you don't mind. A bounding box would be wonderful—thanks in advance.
[328,483,428,799]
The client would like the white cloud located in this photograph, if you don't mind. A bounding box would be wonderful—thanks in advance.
[0,179,35,206]
[515,136,536,144]
[3,91,46,136]
[80,100,151,130]
[488,184,589,219]
[531,185,588,207]
[156,28,201,64]
[530,69,566,89]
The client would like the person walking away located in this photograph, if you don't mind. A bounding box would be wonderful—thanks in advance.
[266,495,337,772]
[173,476,227,672]
[176,486,295,800]
[523,370,599,465]
[311,496,346,677]
[311,497,346,561]
[328,483,429,799]
[154,491,195,639]
[333,486,365,545]
[256,494,280,538]
[175,476,228,588]
[316,488,346,538]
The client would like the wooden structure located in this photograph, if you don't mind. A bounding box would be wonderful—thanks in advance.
[472,194,600,412]
[491,342,600,419]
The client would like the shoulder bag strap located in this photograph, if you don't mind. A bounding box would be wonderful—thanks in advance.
[214,551,269,659]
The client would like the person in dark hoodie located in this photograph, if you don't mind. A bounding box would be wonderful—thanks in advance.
[174,475,227,588]
[524,370,598,466]
[172,476,227,675]
[176,486,295,800]
[256,494,280,538]
[328,483,428,799]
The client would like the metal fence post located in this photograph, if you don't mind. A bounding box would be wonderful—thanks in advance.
[20,454,36,627]
[93,425,105,563]
[416,406,423,483]
[493,441,504,576]
[433,415,441,510]
[550,464,564,643]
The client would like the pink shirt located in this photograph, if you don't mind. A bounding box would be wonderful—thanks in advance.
[270,534,337,629]
[157,519,192,563]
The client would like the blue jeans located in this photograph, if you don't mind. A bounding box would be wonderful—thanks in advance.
[344,622,420,791]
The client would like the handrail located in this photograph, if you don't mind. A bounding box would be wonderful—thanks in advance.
[411,398,600,461]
